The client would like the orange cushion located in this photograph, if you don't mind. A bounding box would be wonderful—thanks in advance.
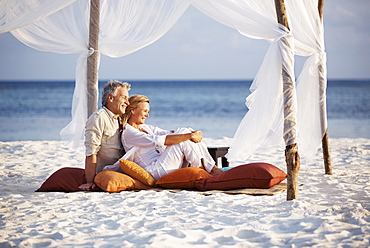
[156,167,212,189]
[120,159,156,187]
[94,170,151,193]
[195,163,287,190]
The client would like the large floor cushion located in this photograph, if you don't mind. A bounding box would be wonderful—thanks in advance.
[36,167,98,192]
[195,163,287,190]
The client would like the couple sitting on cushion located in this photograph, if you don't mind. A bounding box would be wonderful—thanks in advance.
[79,80,222,191]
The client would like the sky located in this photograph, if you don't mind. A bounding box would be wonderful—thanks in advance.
[0,0,369,82]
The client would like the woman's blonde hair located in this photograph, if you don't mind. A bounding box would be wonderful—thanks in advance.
[121,95,150,125]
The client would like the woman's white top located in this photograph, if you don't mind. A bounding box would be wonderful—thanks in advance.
[120,124,172,169]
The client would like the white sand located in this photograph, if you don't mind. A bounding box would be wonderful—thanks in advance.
[0,138,369,247]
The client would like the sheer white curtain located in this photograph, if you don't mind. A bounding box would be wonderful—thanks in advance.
[189,0,296,162]
[0,0,76,34]
[10,0,189,147]
[189,0,326,162]
[11,1,93,147]
[99,0,189,57]
[286,0,327,159]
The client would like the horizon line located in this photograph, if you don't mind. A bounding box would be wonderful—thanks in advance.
[0,78,370,83]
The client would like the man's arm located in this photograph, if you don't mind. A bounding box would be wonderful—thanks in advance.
[79,154,97,191]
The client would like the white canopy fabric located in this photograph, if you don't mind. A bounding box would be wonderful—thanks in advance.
[0,0,76,34]
[9,0,189,146]
[288,0,327,159]
[2,0,327,161]
[189,0,327,161]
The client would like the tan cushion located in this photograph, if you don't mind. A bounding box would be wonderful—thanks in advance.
[94,170,151,193]
[120,159,156,187]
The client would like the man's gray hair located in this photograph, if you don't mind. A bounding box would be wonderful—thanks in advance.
[102,80,131,107]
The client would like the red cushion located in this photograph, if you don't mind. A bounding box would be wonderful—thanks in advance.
[36,167,101,192]
[195,163,287,190]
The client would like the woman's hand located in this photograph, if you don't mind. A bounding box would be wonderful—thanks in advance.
[190,131,203,143]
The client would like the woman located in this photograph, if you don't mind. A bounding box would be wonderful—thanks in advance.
[119,94,223,180]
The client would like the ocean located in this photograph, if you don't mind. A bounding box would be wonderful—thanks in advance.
[0,80,369,141]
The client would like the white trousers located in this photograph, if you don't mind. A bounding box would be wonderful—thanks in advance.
[146,127,215,180]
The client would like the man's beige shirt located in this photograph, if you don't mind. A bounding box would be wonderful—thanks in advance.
[85,107,123,172]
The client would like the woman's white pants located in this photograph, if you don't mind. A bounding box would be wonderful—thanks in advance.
[146,127,215,180]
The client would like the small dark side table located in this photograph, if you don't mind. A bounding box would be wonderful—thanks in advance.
[207,147,230,168]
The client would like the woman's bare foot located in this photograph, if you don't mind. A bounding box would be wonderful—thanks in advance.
[210,165,223,176]
[200,159,223,176]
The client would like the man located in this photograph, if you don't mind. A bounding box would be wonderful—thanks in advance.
[79,80,130,191]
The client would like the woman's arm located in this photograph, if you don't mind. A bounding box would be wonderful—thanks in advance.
[123,124,202,148]
[123,124,166,148]
[164,131,203,146]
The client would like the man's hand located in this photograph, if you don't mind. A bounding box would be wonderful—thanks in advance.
[81,155,97,191]
[190,131,203,143]
[79,182,97,191]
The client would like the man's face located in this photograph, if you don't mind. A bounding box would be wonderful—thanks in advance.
[107,87,129,115]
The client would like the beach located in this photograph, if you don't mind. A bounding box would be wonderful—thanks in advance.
[1,137,369,247]
[0,79,369,247]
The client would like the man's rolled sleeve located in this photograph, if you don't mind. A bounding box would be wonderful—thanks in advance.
[85,114,103,156]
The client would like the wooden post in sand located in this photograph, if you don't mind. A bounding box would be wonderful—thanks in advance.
[87,0,100,117]
[274,0,300,200]
[318,0,333,175]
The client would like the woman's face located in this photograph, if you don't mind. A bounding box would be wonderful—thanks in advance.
[131,102,150,125]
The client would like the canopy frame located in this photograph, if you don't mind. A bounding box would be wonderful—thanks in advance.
[1,0,332,201]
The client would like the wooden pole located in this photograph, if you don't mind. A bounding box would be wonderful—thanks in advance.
[274,0,301,200]
[318,0,332,175]
[87,0,100,117]
[318,0,324,20]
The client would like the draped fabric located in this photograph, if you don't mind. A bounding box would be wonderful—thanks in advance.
[99,1,189,58]
[287,0,327,159]
[188,0,326,162]
[10,0,189,147]
[187,0,290,162]
[3,0,327,161]
[0,0,76,34]
[10,1,96,147]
